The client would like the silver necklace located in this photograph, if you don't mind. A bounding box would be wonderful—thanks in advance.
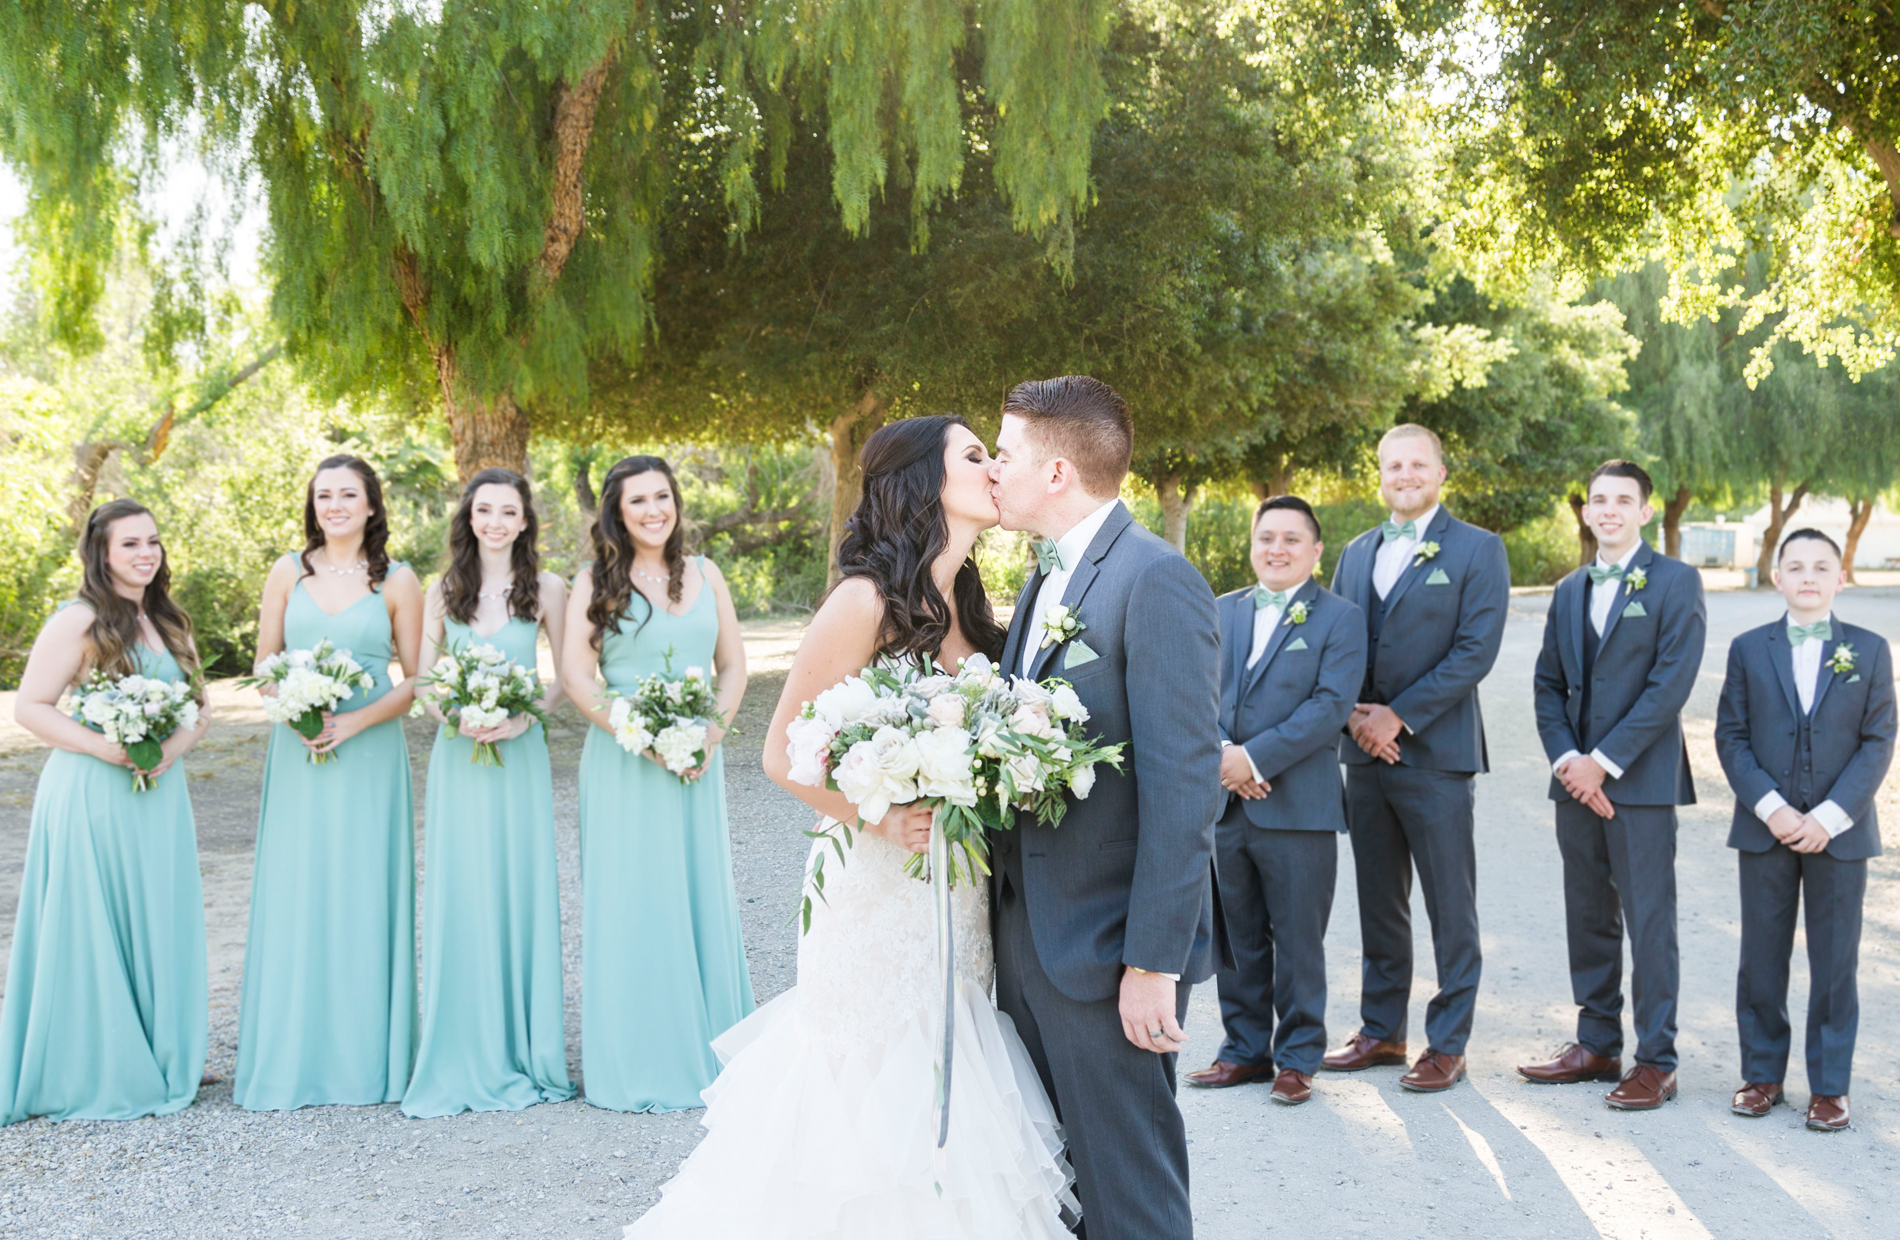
[478,584,512,601]
[633,565,669,587]
[320,555,368,578]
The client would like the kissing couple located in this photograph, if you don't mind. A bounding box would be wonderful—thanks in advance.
[625,376,1227,1240]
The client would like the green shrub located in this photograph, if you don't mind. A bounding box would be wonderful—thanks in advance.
[1504,508,1583,586]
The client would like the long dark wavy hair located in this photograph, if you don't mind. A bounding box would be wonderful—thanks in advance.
[300,454,391,585]
[441,468,542,625]
[835,415,1005,666]
[586,455,686,650]
[77,499,205,701]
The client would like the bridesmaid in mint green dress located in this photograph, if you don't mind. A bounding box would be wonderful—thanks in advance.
[402,467,574,1117]
[234,455,425,1111]
[561,455,753,1111]
[2,499,210,1124]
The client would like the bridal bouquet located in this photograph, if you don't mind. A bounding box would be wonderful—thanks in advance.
[239,639,378,765]
[606,658,722,779]
[786,653,1124,927]
[71,671,200,791]
[412,639,546,766]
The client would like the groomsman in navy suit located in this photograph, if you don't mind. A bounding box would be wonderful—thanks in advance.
[1522,460,1705,1111]
[1186,496,1366,1105]
[1324,424,1509,1093]
[1715,529,1895,1131]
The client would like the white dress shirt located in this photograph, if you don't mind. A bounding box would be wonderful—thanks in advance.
[1752,613,1854,839]
[1372,504,1439,599]
[1222,576,1311,784]
[1552,543,1643,783]
[1020,498,1121,678]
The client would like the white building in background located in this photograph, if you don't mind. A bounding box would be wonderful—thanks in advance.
[1678,498,1900,569]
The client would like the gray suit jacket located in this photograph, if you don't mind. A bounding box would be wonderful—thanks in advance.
[1715,618,1895,861]
[1331,505,1510,772]
[1217,579,1364,832]
[994,503,1226,1002]
[1532,542,1705,807]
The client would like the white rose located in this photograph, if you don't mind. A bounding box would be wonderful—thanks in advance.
[179,702,200,732]
[1011,677,1052,707]
[834,738,901,825]
[683,666,706,682]
[1049,684,1087,723]
[914,726,977,806]
[1006,753,1045,797]
[784,714,837,788]
[80,694,118,727]
[925,694,966,728]
[654,721,707,774]
[813,676,878,728]
[1069,762,1097,799]
[1009,703,1057,739]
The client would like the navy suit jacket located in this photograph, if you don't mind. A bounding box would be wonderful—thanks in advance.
[1532,541,1705,807]
[1714,618,1896,861]
[1216,579,1365,833]
[1331,505,1510,773]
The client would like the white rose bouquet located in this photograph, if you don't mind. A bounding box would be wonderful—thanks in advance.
[606,655,724,780]
[411,639,547,766]
[786,653,1123,930]
[239,639,378,765]
[71,671,201,791]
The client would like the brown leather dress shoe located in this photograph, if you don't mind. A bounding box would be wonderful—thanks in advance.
[1399,1051,1466,1093]
[1731,1082,1783,1116]
[1518,1043,1622,1085]
[1270,1069,1314,1106]
[1604,1063,1677,1110]
[1321,1033,1408,1072]
[1184,1060,1276,1089]
[1807,1094,1850,1131]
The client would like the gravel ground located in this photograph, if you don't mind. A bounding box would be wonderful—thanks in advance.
[2,598,1898,1239]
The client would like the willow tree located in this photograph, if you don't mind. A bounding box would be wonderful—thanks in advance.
[0,0,1113,480]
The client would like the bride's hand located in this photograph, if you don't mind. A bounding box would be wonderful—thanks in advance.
[867,802,935,854]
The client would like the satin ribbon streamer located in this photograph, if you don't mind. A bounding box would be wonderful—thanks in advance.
[931,807,955,1149]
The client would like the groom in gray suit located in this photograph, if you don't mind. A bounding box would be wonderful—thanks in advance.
[989,376,1225,1240]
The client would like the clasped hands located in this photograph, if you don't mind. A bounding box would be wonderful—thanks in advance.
[1349,702,1403,763]
[1219,744,1270,799]
[1766,805,1832,854]
[1556,754,1615,819]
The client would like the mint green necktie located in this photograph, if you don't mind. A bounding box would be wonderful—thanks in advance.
[1253,586,1289,612]
[1587,563,1625,586]
[1032,538,1064,575]
[1380,519,1416,544]
[1787,620,1833,646]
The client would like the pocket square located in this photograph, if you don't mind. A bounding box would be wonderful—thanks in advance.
[1850,674,1862,683]
[1063,640,1100,669]
[1622,600,1647,617]
[1425,568,1451,585]
[1284,636,1308,652]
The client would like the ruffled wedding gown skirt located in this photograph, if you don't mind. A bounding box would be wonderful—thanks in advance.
[624,829,1076,1239]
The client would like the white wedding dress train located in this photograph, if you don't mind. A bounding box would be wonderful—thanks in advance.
[624,828,1077,1239]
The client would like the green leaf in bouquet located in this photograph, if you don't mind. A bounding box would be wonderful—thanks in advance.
[125,736,163,775]
[290,710,325,741]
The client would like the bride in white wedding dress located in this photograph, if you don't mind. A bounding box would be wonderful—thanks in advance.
[623,416,1076,1240]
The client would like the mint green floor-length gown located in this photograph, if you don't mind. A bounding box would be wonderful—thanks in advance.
[579,562,753,1111]
[234,570,415,1111]
[0,640,207,1125]
[401,615,573,1118]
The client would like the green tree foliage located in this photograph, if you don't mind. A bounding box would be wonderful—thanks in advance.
[0,0,1118,481]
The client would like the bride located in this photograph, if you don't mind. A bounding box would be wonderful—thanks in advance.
[624,415,1077,1238]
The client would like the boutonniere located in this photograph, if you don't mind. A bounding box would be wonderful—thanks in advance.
[1626,566,1647,592]
[1413,540,1441,567]
[1828,644,1856,675]
[1283,601,1310,626]
[1038,603,1085,650]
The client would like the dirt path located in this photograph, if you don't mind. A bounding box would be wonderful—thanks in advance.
[1,602,1897,1239]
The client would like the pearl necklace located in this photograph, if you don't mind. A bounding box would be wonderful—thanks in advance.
[478,585,512,601]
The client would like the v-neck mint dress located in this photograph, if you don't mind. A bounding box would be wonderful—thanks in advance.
[234,566,416,1111]
[401,614,573,1118]
[578,563,753,1111]
[0,638,207,1125]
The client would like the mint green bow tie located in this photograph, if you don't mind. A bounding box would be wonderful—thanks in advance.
[1788,620,1833,646]
[1380,518,1416,544]
[1253,586,1290,612]
[1032,538,1065,575]
[1587,563,1625,586]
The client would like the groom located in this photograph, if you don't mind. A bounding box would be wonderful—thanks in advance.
[989,376,1225,1240]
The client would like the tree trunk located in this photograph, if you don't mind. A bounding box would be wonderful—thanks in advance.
[67,440,125,537]
[1754,479,1810,586]
[1662,486,1691,559]
[1568,492,1597,566]
[1844,497,1876,585]
[825,390,887,587]
[1249,453,1292,502]
[436,348,532,481]
[1154,472,1200,553]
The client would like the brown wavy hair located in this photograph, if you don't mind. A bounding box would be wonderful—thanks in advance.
[300,455,391,585]
[586,455,686,650]
[76,499,204,701]
[441,468,541,625]
[834,415,1006,667]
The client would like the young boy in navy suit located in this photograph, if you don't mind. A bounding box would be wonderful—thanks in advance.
[1715,528,1896,1131]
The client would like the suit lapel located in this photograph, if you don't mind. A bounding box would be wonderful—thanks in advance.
[1811,632,1841,716]
[1768,626,1802,720]
[1595,542,1650,651]
[1379,506,1450,618]
[1001,568,1043,675]
[1028,504,1128,682]
[1337,536,1375,614]
[1245,579,1317,695]
[1224,592,1252,700]
[1560,572,1587,680]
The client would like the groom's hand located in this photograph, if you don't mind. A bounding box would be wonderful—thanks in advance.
[1120,967,1186,1055]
